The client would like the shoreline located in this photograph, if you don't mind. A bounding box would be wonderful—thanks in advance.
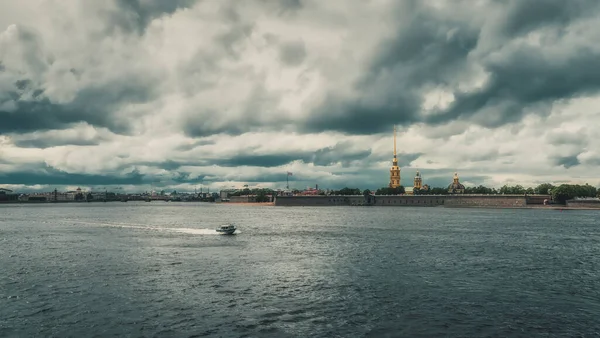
[2,201,598,210]
[217,202,275,206]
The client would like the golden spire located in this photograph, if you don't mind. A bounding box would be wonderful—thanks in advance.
[393,125,397,157]
[389,125,401,188]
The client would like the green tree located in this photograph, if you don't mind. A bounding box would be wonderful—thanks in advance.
[499,185,526,194]
[550,184,597,204]
[534,183,554,195]
[363,189,371,196]
[423,187,447,195]
[333,187,361,195]
[551,185,576,204]
[375,186,405,195]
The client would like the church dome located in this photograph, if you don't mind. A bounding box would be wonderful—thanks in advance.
[448,172,465,192]
[448,182,465,190]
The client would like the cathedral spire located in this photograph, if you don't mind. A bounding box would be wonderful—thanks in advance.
[389,125,401,188]
[393,125,397,158]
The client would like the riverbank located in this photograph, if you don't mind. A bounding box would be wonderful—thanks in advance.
[218,202,274,206]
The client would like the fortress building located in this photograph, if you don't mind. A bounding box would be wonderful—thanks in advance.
[448,172,465,194]
[414,170,422,190]
[389,125,401,188]
[411,170,430,194]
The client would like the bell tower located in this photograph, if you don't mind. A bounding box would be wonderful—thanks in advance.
[389,125,401,188]
[414,170,422,190]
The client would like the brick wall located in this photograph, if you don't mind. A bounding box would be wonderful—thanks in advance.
[371,195,445,206]
[274,195,445,206]
[275,194,538,208]
[445,195,527,208]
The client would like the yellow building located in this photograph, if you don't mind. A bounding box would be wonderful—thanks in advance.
[389,125,401,188]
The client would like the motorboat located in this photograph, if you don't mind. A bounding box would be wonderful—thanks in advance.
[216,224,236,235]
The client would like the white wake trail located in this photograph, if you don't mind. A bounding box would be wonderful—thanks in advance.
[65,220,220,235]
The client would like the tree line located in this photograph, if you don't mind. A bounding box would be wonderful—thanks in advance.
[229,188,274,202]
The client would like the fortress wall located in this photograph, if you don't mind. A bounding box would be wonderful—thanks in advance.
[371,195,445,207]
[274,194,542,208]
[445,195,527,208]
[565,200,600,208]
[526,195,552,205]
[274,195,348,206]
[274,195,445,207]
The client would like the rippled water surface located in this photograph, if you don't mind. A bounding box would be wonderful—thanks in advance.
[1,203,600,337]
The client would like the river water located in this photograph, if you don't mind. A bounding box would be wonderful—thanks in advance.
[1,203,599,337]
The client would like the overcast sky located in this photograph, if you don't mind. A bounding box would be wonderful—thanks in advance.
[1,0,600,193]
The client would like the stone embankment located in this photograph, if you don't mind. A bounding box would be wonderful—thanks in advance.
[274,194,553,208]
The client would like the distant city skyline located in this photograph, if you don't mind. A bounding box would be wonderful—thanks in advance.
[1,1,600,193]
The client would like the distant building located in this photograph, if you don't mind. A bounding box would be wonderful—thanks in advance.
[413,171,422,190]
[219,189,237,201]
[298,187,320,196]
[448,172,465,194]
[0,188,18,202]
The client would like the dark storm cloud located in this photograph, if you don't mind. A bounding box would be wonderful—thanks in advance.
[303,0,600,135]
[427,45,600,127]
[11,137,102,149]
[109,0,197,35]
[1,21,158,137]
[308,142,371,167]
[0,24,159,135]
[0,77,155,135]
[174,139,217,152]
[0,166,146,186]
[303,93,421,135]
[303,3,479,134]
[552,155,581,169]
[500,0,600,37]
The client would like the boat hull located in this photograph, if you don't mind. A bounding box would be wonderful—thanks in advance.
[216,229,236,235]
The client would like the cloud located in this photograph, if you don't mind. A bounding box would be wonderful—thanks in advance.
[1,0,600,192]
[109,0,198,35]
[0,165,146,186]
[552,155,580,169]
[278,39,306,66]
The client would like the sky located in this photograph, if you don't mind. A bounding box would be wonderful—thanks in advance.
[1,0,600,193]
